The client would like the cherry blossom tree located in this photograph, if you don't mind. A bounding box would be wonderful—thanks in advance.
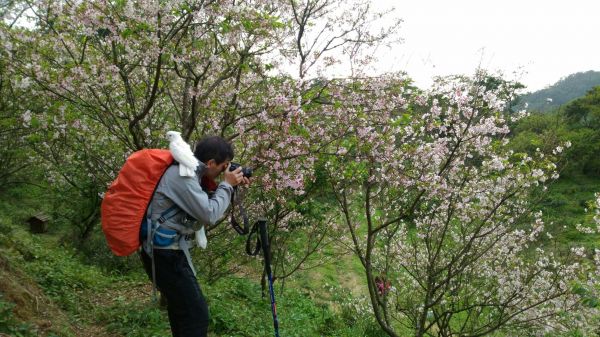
[2,0,401,280]
[3,0,297,240]
[0,22,35,189]
[314,72,596,336]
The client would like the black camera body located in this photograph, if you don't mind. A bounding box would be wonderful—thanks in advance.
[229,162,253,178]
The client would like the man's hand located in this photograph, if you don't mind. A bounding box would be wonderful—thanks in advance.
[223,164,244,187]
[240,176,251,186]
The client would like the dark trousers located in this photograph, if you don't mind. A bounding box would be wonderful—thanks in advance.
[141,249,209,337]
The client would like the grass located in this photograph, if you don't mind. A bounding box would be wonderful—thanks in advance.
[0,184,385,337]
[539,174,600,249]
[3,170,598,337]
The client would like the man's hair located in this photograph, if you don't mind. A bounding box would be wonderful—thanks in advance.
[193,136,234,164]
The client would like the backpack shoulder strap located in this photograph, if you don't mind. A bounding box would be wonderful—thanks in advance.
[157,204,181,224]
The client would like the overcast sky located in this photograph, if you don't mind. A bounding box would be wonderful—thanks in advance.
[369,0,600,92]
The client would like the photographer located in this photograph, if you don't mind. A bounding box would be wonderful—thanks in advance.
[140,135,250,337]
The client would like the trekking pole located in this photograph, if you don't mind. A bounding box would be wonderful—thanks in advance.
[257,218,280,337]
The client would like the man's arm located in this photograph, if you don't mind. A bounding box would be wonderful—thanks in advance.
[162,168,234,227]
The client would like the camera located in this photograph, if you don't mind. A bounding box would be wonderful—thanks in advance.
[229,162,253,178]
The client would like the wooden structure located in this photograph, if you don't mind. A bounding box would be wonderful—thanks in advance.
[27,213,50,233]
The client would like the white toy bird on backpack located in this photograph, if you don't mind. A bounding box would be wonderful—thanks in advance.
[166,130,207,249]
[166,131,198,177]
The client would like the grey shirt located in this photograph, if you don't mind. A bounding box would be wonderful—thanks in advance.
[148,162,234,235]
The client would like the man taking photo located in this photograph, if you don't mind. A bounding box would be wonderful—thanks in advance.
[140,135,249,337]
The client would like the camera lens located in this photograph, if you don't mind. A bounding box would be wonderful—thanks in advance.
[229,162,252,178]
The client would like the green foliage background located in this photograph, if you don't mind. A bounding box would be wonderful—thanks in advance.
[510,85,600,251]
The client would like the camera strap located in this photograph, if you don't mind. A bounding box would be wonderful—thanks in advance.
[230,188,250,235]
[245,221,261,256]
[228,189,263,256]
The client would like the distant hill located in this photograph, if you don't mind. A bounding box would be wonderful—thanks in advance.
[514,70,600,112]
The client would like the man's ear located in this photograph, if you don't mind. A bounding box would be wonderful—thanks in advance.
[204,159,216,168]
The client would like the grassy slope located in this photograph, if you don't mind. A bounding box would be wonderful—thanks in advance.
[1,171,597,337]
[540,174,600,248]
[0,191,116,336]
[0,253,75,337]
[0,185,384,337]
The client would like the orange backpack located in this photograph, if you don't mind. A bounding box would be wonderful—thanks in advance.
[101,149,173,256]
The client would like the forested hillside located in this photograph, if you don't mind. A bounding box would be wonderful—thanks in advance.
[511,85,600,249]
[514,70,600,112]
